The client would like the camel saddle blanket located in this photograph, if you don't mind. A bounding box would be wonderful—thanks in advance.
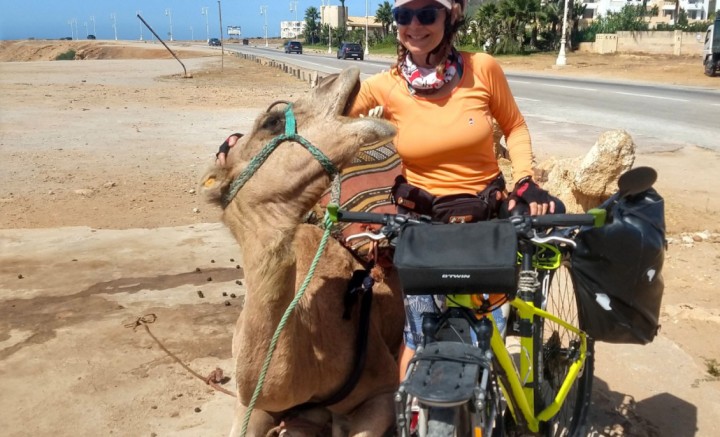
[314,140,401,263]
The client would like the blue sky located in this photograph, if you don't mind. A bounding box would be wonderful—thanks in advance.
[0,0,375,41]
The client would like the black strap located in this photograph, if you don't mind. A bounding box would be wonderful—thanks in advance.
[294,271,374,410]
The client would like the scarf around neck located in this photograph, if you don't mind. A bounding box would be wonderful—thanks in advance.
[400,49,461,92]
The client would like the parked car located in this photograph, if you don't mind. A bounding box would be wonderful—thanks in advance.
[703,17,720,77]
[208,38,222,47]
[87,34,96,40]
[284,41,303,54]
[337,42,364,60]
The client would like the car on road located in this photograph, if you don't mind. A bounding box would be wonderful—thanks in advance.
[208,38,222,47]
[284,41,303,54]
[337,42,364,60]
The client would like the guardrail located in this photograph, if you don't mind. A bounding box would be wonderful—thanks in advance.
[231,52,326,88]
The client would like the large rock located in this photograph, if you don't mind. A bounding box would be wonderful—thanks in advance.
[574,129,635,198]
[539,130,636,212]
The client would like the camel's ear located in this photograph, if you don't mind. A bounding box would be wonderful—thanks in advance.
[199,165,232,204]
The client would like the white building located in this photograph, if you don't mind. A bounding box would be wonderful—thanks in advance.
[280,20,305,39]
[583,0,716,22]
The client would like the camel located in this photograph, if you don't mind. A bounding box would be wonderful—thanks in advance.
[200,67,405,436]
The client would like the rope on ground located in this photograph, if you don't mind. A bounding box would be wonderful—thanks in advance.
[124,313,236,398]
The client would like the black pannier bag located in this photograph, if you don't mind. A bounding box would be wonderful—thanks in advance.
[571,188,666,344]
[393,221,518,295]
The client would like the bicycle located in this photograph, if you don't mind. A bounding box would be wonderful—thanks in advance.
[329,167,657,437]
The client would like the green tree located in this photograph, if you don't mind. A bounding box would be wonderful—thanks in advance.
[471,2,502,53]
[303,6,321,44]
[376,1,394,39]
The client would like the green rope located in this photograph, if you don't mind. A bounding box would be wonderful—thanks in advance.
[239,214,334,436]
[223,104,339,207]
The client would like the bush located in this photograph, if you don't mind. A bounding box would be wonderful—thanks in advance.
[55,49,76,61]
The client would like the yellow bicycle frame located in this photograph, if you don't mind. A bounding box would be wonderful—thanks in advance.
[447,294,588,433]
[493,298,587,433]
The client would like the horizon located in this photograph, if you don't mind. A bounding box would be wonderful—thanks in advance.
[0,0,375,42]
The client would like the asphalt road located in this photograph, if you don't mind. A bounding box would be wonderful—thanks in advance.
[227,46,720,153]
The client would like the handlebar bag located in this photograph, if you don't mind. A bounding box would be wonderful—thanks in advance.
[393,221,518,295]
[571,188,666,344]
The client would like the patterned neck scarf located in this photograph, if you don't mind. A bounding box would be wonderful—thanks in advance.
[400,49,461,92]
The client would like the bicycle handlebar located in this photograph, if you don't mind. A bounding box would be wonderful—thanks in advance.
[333,208,600,229]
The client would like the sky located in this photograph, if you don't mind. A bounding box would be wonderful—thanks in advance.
[0,0,375,41]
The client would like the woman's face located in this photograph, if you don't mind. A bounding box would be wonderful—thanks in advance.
[396,0,448,67]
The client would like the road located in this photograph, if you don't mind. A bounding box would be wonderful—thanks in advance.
[226,46,720,153]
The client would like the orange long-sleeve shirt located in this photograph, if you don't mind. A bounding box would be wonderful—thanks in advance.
[348,52,534,197]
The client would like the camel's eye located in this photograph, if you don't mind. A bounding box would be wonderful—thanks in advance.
[260,111,285,135]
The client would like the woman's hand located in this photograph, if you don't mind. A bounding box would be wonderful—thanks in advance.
[215,133,243,166]
[507,177,555,215]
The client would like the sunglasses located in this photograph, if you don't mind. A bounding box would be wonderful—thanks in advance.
[392,6,445,26]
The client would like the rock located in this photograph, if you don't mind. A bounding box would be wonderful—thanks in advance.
[573,130,635,198]
[103,181,116,188]
[192,207,200,213]
[74,188,94,197]
[539,130,636,213]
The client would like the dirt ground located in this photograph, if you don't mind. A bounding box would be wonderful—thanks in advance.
[1,39,719,436]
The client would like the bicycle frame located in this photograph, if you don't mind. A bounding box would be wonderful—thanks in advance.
[491,297,588,433]
[402,243,589,435]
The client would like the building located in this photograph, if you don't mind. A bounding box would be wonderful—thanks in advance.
[280,20,305,39]
[346,16,383,37]
[320,5,383,37]
[582,0,716,23]
[320,5,346,29]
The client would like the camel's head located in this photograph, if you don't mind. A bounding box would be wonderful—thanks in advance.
[200,67,395,213]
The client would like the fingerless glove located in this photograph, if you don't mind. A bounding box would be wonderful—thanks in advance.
[510,177,550,205]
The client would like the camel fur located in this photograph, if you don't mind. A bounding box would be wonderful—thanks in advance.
[200,67,405,436]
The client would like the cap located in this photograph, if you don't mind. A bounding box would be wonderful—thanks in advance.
[394,0,453,9]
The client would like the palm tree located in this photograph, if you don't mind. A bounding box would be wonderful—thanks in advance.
[376,1,394,39]
[303,6,321,44]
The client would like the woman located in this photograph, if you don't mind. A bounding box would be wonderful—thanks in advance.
[215,0,558,379]
[346,0,557,379]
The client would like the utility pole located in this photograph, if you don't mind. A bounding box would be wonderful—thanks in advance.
[201,6,210,42]
[165,8,173,41]
[290,1,298,21]
[260,5,268,47]
[218,0,224,69]
[556,0,570,66]
[364,0,369,56]
[110,13,117,40]
[137,10,143,40]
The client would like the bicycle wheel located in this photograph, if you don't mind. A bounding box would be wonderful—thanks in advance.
[426,405,471,437]
[534,263,594,437]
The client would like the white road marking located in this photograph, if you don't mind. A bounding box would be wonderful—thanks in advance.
[542,83,597,92]
[515,97,540,102]
[615,92,688,102]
